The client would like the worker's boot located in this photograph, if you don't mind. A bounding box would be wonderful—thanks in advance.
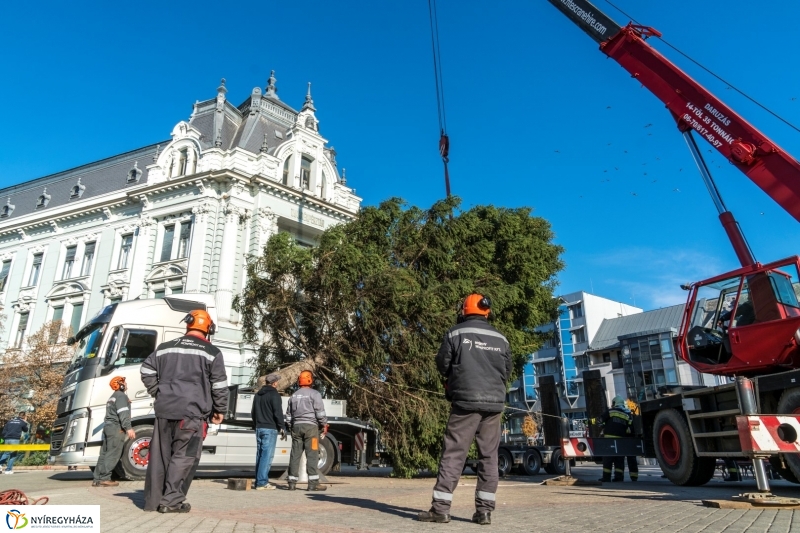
[92,480,119,487]
[612,475,624,482]
[472,512,491,525]
[157,503,191,513]
[417,509,451,523]
[307,480,327,491]
[287,481,297,491]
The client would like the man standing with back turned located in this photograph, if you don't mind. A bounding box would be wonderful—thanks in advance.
[93,377,136,487]
[141,309,228,513]
[418,294,512,526]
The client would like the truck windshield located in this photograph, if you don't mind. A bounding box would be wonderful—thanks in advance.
[67,323,107,372]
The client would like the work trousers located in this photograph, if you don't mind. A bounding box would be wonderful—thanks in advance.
[627,456,639,480]
[431,407,502,515]
[288,424,321,482]
[602,455,624,481]
[94,427,126,481]
[144,418,204,511]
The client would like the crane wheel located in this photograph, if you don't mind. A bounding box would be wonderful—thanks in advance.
[776,388,800,481]
[769,455,800,484]
[653,409,713,486]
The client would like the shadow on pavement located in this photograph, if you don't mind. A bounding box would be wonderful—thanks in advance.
[49,471,93,481]
[306,494,473,524]
[114,491,146,510]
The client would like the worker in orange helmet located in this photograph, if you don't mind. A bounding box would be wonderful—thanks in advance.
[285,370,328,491]
[418,293,512,526]
[141,309,228,513]
[92,377,135,487]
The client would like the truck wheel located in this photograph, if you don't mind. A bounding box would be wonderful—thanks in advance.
[777,388,800,481]
[317,435,336,476]
[497,449,513,477]
[653,409,712,486]
[522,449,542,476]
[769,456,800,484]
[116,425,153,481]
[543,448,566,476]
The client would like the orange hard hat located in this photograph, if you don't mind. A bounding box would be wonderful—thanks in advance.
[182,309,216,335]
[298,370,314,387]
[462,294,491,317]
[110,376,126,391]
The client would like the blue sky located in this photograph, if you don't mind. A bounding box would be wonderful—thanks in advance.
[2,0,800,311]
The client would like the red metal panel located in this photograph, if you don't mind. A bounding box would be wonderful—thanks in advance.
[600,25,800,223]
[737,415,800,454]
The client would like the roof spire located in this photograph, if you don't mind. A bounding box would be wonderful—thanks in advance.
[302,82,316,112]
[265,70,278,99]
[260,133,269,153]
[341,168,347,185]
[217,78,227,95]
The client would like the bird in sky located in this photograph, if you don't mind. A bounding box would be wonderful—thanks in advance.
[673,188,681,192]
[644,123,653,128]
[631,192,638,196]
[554,150,560,153]
[607,106,612,109]
[652,180,657,183]
[792,97,797,101]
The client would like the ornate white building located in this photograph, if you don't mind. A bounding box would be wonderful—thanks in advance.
[0,72,361,383]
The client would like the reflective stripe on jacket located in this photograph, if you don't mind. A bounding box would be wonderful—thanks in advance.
[436,316,512,412]
[104,390,132,431]
[140,335,229,420]
[285,387,327,428]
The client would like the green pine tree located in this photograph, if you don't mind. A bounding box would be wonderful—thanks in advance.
[235,196,564,477]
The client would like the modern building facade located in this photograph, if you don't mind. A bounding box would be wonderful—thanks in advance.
[586,304,729,405]
[507,291,641,418]
[0,73,361,384]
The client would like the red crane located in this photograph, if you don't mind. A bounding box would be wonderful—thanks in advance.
[546,0,800,376]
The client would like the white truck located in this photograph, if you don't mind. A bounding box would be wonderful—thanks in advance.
[48,295,378,480]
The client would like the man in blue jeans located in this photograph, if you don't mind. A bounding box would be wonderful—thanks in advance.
[1,412,29,474]
[251,373,286,490]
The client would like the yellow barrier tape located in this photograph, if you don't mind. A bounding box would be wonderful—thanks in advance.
[0,444,50,451]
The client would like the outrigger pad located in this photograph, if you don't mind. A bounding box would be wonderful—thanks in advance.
[543,476,601,486]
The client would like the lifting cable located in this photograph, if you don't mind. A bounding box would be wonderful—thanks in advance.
[603,0,800,135]
[427,0,451,197]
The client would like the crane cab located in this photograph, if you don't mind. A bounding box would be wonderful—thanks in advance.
[678,256,800,376]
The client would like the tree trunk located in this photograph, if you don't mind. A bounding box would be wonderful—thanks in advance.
[270,354,327,392]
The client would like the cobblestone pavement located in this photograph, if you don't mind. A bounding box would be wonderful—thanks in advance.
[2,465,799,532]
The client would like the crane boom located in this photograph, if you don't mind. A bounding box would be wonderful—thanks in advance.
[546,0,800,224]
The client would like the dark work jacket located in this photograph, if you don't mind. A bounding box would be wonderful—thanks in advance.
[600,407,632,438]
[436,316,512,412]
[2,417,29,440]
[251,386,286,431]
[140,335,229,420]
[104,390,132,431]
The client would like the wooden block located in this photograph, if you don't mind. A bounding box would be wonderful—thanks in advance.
[227,478,252,491]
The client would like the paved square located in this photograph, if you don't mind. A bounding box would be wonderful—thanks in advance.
[3,465,799,532]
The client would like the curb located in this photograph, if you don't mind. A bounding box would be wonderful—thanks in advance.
[8,466,91,471]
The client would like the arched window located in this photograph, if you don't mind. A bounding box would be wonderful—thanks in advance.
[36,189,51,209]
[301,157,312,190]
[282,155,293,185]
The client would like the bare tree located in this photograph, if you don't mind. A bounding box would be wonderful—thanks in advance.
[0,321,71,434]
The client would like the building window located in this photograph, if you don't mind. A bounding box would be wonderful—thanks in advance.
[70,179,85,199]
[49,307,64,344]
[177,221,191,258]
[178,149,188,176]
[70,303,84,336]
[572,328,586,344]
[1,202,13,218]
[127,163,143,183]
[28,253,43,286]
[301,157,312,190]
[81,242,95,276]
[117,234,133,269]
[153,289,165,299]
[160,225,175,262]
[110,297,122,304]
[569,304,583,319]
[62,246,77,280]
[602,352,611,363]
[15,312,29,348]
[171,286,183,295]
[282,155,293,185]
[0,260,10,292]
[36,189,51,209]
